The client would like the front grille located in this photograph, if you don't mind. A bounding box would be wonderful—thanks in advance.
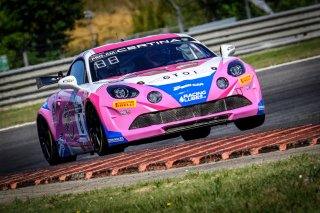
[129,95,251,130]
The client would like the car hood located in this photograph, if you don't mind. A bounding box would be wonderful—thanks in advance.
[125,57,221,86]
[89,57,233,107]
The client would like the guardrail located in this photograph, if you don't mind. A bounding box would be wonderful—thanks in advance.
[0,4,320,108]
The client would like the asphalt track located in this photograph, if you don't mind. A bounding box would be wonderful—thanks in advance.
[0,57,320,177]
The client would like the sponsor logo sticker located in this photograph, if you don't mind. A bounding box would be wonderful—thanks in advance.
[108,136,125,143]
[238,74,252,85]
[173,82,204,91]
[113,100,136,109]
[179,90,207,103]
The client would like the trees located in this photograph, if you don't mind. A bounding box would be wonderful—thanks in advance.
[0,0,83,69]
[129,0,317,35]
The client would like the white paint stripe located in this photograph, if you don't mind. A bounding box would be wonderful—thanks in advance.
[1,55,320,132]
[0,121,36,132]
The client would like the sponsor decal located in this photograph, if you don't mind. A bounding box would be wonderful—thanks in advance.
[257,99,265,115]
[174,82,204,91]
[119,109,131,115]
[113,100,136,109]
[57,134,73,157]
[63,104,71,131]
[152,71,215,107]
[238,74,252,85]
[63,79,75,83]
[108,137,126,143]
[162,70,198,80]
[90,37,194,62]
[179,90,207,103]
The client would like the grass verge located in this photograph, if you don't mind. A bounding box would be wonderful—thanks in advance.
[0,38,320,129]
[0,103,42,129]
[242,38,320,68]
[1,153,320,212]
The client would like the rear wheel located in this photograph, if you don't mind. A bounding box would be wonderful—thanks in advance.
[181,126,211,141]
[37,117,76,165]
[234,114,265,131]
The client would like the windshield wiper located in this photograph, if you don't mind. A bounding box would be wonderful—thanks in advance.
[107,73,139,83]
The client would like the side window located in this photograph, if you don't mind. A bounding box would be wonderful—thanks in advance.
[69,60,86,85]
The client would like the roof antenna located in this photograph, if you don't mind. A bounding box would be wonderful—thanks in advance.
[115,32,119,40]
[115,32,125,41]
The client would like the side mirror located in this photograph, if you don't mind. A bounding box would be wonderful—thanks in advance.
[220,44,235,58]
[58,76,81,91]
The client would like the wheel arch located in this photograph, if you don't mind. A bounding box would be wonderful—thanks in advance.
[85,96,104,129]
[36,109,57,141]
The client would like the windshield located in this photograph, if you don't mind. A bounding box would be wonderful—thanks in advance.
[89,38,216,82]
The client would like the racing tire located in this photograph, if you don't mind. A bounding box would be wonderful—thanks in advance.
[234,114,265,131]
[86,104,109,156]
[37,117,76,165]
[181,126,211,141]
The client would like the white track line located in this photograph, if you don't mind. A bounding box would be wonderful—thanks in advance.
[0,121,36,132]
[1,55,319,132]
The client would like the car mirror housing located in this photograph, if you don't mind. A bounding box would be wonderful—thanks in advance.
[220,44,235,58]
[58,76,81,91]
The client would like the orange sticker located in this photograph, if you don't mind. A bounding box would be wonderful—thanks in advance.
[238,74,253,85]
[113,100,136,109]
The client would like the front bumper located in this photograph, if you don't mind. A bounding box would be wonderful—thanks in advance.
[103,95,262,145]
[129,95,251,129]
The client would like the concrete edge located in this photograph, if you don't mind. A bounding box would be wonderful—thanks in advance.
[0,144,319,203]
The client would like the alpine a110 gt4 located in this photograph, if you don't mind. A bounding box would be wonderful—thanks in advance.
[36,33,265,165]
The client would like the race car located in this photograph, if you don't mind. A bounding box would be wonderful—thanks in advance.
[36,33,265,165]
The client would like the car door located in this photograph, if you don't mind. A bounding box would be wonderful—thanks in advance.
[54,59,90,156]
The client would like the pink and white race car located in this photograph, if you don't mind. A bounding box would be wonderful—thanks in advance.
[36,34,265,165]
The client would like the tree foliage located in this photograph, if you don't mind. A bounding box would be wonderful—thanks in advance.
[0,0,317,69]
[130,0,317,34]
[0,0,84,69]
[130,0,175,33]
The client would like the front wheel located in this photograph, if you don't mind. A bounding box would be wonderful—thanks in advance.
[234,114,265,131]
[181,126,211,141]
[86,104,109,156]
[86,104,126,156]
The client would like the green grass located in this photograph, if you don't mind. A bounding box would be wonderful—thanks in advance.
[1,154,320,212]
[0,38,320,129]
[0,103,42,128]
[242,38,320,69]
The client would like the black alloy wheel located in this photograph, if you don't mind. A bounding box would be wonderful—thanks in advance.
[86,104,109,156]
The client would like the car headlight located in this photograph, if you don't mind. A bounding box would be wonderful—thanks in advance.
[147,91,162,103]
[107,85,139,99]
[216,77,229,89]
[227,60,245,77]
